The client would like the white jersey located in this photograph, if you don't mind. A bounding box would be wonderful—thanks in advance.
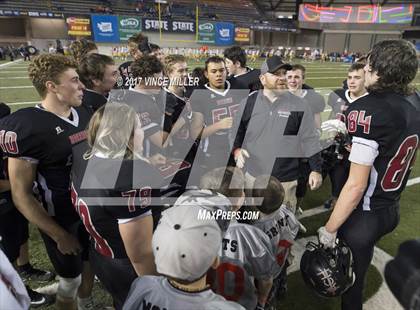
[209,222,275,310]
[0,249,30,310]
[123,276,244,310]
[253,205,300,277]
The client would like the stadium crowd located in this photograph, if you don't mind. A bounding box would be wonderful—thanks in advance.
[0,32,419,310]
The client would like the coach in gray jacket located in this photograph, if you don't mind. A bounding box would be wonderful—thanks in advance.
[232,56,323,213]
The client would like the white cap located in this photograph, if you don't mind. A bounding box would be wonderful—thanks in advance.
[152,190,230,282]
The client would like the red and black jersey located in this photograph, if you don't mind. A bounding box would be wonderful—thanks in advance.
[189,80,248,159]
[327,89,368,122]
[344,91,420,211]
[0,105,92,225]
[71,140,163,258]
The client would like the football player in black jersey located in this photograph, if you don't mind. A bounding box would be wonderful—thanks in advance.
[78,53,119,112]
[118,33,151,89]
[162,54,194,160]
[110,55,168,161]
[71,103,160,309]
[0,54,93,309]
[327,63,368,123]
[318,40,420,310]
[0,103,55,308]
[323,63,368,209]
[190,56,249,171]
[224,46,261,92]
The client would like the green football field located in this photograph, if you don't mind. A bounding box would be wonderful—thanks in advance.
[0,58,419,309]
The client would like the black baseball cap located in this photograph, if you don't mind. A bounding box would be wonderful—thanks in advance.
[260,56,292,74]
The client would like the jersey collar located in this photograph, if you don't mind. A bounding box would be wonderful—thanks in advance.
[233,67,253,78]
[204,80,231,97]
[36,105,80,127]
[163,87,185,102]
[345,89,369,104]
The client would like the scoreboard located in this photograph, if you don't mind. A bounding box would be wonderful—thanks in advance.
[299,4,414,24]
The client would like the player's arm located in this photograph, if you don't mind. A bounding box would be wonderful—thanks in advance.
[255,277,273,306]
[148,130,169,148]
[162,114,187,148]
[119,214,156,276]
[191,111,232,139]
[325,161,370,233]
[8,158,81,255]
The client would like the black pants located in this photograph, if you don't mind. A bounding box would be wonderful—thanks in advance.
[39,220,89,278]
[339,205,400,310]
[89,244,137,310]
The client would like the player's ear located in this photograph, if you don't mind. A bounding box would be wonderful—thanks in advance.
[92,78,102,88]
[259,74,265,86]
[45,80,58,94]
[204,70,208,79]
[211,256,220,269]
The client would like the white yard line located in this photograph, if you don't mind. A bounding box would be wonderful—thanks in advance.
[0,70,27,74]
[0,76,29,79]
[407,177,420,186]
[0,59,23,68]
[0,86,33,89]
[6,101,39,106]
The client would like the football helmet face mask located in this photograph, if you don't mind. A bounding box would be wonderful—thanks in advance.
[300,239,355,298]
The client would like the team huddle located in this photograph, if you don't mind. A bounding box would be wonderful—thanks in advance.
[0,34,419,310]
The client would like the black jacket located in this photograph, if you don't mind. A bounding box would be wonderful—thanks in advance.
[233,90,322,181]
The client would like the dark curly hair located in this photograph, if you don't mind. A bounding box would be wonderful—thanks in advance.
[130,55,163,79]
[367,40,418,96]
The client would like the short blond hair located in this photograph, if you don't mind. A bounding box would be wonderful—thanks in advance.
[164,54,186,76]
[28,54,77,99]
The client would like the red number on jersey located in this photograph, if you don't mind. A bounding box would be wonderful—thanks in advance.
[347,110,372,134]
[71,185,114,257]
[347,111,358,133]
[381,135,418,192]
[77,199,114,257]
[276,239,293,267]
[211,104,240,124]
[121,190,137,212]
[212,107,228,123]
[0,130,18,154]
[216,262,245,302]
[122,187,152,212]
[357,111,372,134]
